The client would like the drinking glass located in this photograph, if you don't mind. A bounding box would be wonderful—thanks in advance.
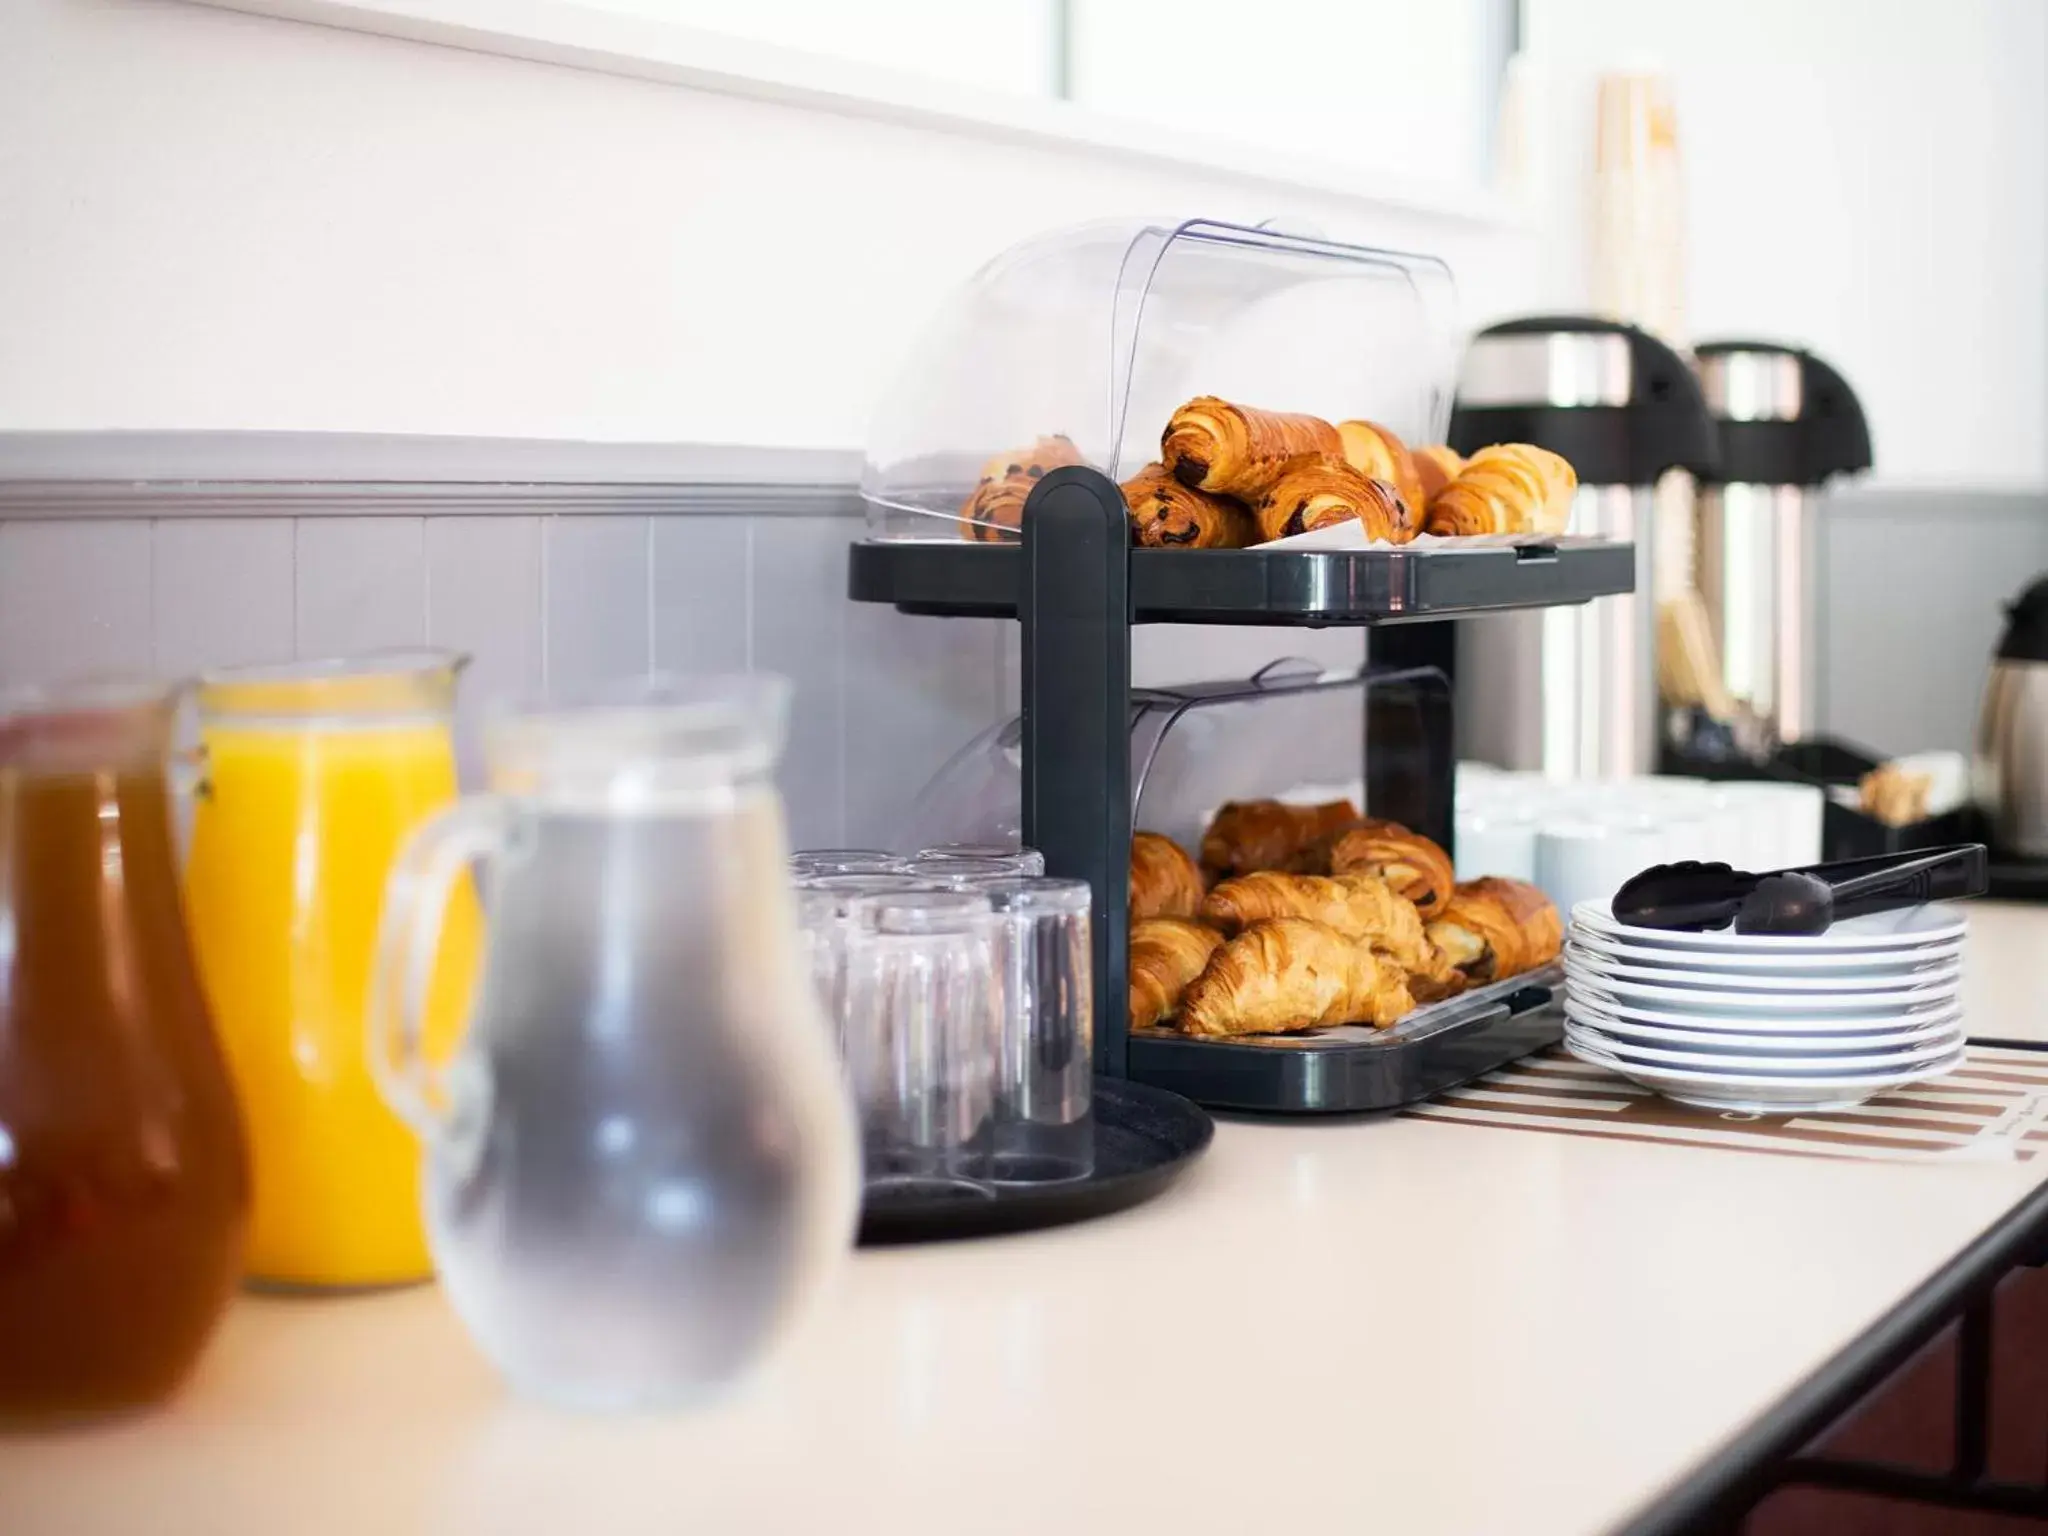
[899,855,1035,886]
[369,675,858,1411]
[793,873,944,1053]
[980,879,1093,1182]
[915,844,1047,875]
[841,891,999,1196]
[791,849,906,876]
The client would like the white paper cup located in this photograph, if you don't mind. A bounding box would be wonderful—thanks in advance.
[1714,781,1825,872]
[1455,807,1539,883]
[1536,815,1670,920]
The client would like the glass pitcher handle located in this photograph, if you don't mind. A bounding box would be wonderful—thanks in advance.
[368,796,509,1138]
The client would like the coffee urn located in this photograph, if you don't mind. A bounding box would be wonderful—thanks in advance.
[1689,342,1872,752]
[1449,317,1717,779]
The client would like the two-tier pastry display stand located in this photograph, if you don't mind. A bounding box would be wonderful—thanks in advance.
[849,467,1636,1113]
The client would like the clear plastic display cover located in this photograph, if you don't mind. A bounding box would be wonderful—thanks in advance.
[902,658,1447,852]
[862,218,1460,542]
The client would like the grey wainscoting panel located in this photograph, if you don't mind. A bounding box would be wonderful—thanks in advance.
[1815,489,2048,755]
[0,520,153,686]
[750,516,852,848]
[295,517,428,658]
[651,518,751,673]
[844,601,1006,851]
[153,518,296,676]
[426,516,544,784]
[544,516,652,695]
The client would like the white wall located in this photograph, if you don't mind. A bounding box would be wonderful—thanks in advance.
[1524,0,2048,489]
[0,0,1532,448]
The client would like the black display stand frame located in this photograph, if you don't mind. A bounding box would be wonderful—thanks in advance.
[848,467,1638,1112]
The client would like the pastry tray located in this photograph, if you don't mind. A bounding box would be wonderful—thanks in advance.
[1126,963,1566,1113]
[847,539,1635,626]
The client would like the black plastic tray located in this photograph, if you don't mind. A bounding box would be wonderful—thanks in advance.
[848,537,1635,626]
[1127,971,1565,1113]
[857,1077,1213,1245]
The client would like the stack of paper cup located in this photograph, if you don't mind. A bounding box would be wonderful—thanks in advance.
[1455,771,1827,921]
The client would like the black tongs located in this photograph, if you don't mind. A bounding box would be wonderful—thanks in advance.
[1611,844,1988,936]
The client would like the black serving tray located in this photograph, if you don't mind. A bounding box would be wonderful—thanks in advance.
[857,1077,1213,1245]
[848,537,1635,626]
[1127,969,1566,1114]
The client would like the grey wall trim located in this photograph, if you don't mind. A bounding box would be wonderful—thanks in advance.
[0,432,867,518]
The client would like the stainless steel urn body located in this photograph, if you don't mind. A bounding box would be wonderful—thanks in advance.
[1449,318,1716,779]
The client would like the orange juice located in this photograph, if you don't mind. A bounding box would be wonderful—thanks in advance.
[184,657,477,1288]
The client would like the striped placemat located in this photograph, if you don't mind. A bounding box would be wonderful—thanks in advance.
[1400,1043,2048,1164]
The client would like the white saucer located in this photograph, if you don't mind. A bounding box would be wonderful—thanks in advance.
[1573,900,1968,953]
[1565,985,1958,1037]
[1565,969,1960,1016]
[1563,942,1963,994]
[1565,1036,1968,1114]
[1568,923,1964,977]
[1565,1018,1963,1075]
[1580,1009,1963,1055]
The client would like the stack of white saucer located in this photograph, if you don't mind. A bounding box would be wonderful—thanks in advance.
[1563,900,1968,1113]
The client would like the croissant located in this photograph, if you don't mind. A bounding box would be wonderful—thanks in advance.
[959,475,1033,542]
[1130,831,1204,922]
[1424,877,1563,984]
[977,435,1085,483]
[1472,444,1576,535]
[1162,397,1342,499]
[1412,445,1465,509]
[1199,798,1360,880]
[957,435,1087,541]
[1129,918,1224,1031]
[1425,444,1577,538]
[1324,819,1455,916]
[1122,464,1258,549]
[1180,918,1414,1038]
[1336,420,1424,535]
[1199,871,1431,974]
[1253,460,1411,544]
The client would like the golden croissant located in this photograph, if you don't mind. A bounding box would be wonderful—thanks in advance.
[1130,831,1205,922]
[1129,917,1224,1031]
[958,435,1087,541]
[1425,444,1577,537]
[1325,819,1455,916]
[1200,798,1360,881]
[1425,877,1563,984]
[1253,459,1412,544]
[1412,445,1465,511]
[1335,420,1424,534]
[1199,871,1432,974]
[958,475,1032,542]
[1162,397,1341,499]
[1122,464,1258,549]
[977,435,1085,483]
[1180,918,1414,1037]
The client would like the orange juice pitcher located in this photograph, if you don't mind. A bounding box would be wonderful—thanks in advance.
[184,651,478,1288]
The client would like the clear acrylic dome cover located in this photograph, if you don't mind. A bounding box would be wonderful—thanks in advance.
[862,218,1461,540]
[900,659,1449,854]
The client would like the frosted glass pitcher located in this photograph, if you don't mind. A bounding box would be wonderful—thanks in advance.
[368,676,858,1411]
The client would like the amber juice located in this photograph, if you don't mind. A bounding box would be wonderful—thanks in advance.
[0,731,249,1422]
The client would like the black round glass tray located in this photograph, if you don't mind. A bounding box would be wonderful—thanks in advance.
[857,1076,1213,1246]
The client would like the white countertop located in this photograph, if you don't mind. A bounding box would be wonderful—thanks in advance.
[8,904,2048,1536]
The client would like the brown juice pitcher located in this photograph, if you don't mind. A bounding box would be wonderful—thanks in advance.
[0,684,250,1423]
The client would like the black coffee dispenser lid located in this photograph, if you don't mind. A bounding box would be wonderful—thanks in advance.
[1447,316,1718,487]
[1694,340,1873,487]
[1996,574,2048,663]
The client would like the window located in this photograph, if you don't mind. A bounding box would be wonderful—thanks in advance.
[559,0,1512,190]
